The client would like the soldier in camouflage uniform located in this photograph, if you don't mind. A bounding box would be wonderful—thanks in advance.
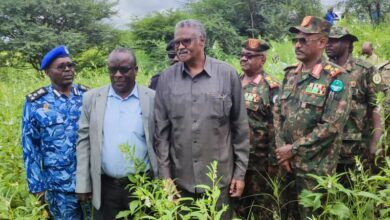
[377,61,390,157]
[235,39,279,220]
[326,26,384,184]
[273,16,352,219]
[21,46,89,219]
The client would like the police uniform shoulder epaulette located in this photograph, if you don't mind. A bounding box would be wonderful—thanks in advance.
[77,84,90,92]
[324,62,343,78]
[264,74,280,89]
[26,87,48,102]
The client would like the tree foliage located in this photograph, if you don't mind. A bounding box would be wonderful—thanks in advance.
[0,0,118,70]
[339,0,390,24]
[128,0,322,57]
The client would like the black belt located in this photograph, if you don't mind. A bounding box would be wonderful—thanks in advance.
[101,171,151,187]
[101,174,131,187]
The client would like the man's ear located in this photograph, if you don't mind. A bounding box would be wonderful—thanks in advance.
[261,54,267,65]
[318,37,328,49]
[199,36,206,47]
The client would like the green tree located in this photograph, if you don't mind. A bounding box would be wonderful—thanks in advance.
[339,0,390,24]
[129,10,190,55]
[0,0,118,70]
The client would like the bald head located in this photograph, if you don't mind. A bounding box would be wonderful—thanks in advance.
[362,42,373,56]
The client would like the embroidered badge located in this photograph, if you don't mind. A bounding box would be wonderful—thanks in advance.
[330,79,344,92]
[373,73,382,84]
[43,103,49,111]
[305,83,326,96]
[301,16,313,27]
[350,81,357,87]
[248,39,260,49]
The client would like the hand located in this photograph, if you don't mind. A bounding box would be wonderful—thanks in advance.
[280,160,292,173]
[275,144,293,164]
[229,179,245,197]
[76,193,92,203]
[163,178,181,200]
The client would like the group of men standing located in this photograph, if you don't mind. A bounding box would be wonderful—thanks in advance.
[21,16,388,220]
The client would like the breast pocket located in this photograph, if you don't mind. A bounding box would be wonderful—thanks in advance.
[38,113,67,145]
[206,93,231,119]
[300,93,326,121]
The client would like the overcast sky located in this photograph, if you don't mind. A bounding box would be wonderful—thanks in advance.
[108,0,343,29]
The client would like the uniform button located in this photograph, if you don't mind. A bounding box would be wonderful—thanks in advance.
[193,140,197,143]
[193,120,197,123]
[194,159,198,163]
[193,99,197,102]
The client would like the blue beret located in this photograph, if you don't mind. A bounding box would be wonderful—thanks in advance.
[40,45,70,70]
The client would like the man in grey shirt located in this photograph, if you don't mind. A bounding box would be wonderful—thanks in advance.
[154,19,250,218]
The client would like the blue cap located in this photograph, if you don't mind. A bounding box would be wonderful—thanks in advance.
[40,45,70,70]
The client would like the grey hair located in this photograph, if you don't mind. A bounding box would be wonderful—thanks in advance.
[175,19,207,39]
[108,48,137,66]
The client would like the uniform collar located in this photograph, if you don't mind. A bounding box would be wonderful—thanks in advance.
[294,61,324,79]
[50,85,77,98]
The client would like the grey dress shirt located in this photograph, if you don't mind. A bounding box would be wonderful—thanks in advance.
[154,55,250,193]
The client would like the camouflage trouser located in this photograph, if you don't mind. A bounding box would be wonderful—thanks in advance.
[45,191,91,220]
[279,170,322,220]
[235,169,275,220]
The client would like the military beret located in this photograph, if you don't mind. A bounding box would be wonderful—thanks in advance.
[242,38,270,52]
[40,45,70,70]
[329,26,358,42]
[289,16,331,36]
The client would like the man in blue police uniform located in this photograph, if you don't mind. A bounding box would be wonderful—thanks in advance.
[21,45,89,219]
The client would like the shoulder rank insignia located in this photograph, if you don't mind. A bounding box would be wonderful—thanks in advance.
[26,87,48,102]
[305,83,326,96]
[330,68,342,78]
[264,75,280,89]
[311,64,323,79]
[372,73,382,84]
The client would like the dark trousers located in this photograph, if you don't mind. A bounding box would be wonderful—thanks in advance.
[93,175,133,220]
[178,186,234,220]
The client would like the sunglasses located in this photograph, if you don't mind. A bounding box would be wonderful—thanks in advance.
[108,66,135,75]
[174,38,197,48]
[240,53,263,59]
[291,37,321,45]
[52,62,76,72]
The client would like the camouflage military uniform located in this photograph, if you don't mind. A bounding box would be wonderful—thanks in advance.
[273,61,352,218]
[336,57,383,176]
[378,61,390,155]
[236,72,279,219]
[22,85,88,219]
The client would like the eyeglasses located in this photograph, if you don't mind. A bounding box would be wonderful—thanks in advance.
[174,38,197,48]
[51,62,76,72]
[108,66,135,75]
[240,53,263,59]
[292,37,321,45]
[167,51,177,59]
